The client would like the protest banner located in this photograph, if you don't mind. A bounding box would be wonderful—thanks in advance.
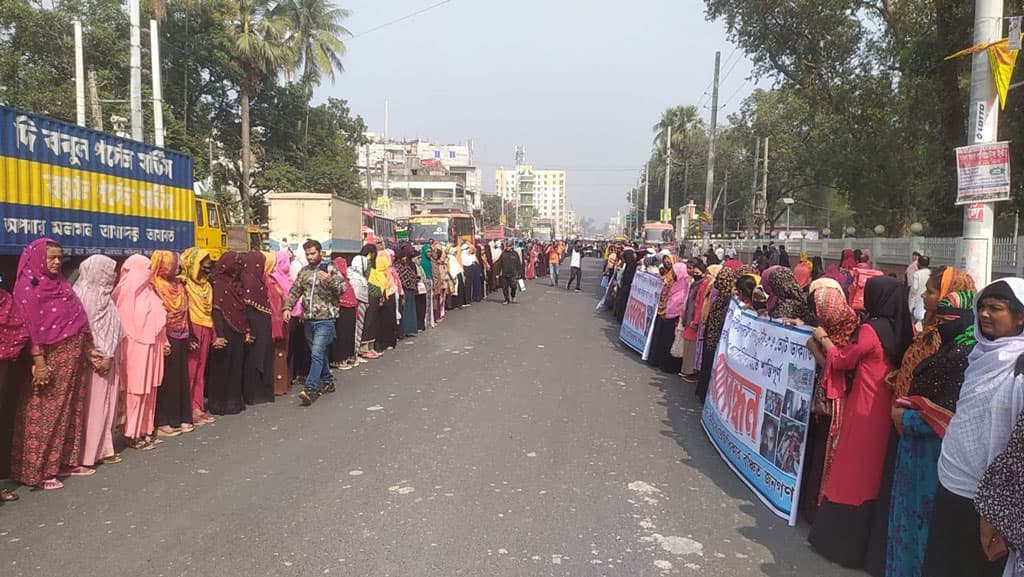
[700,301,815,526]
[954,141,1011,204]
[618,271,663,359]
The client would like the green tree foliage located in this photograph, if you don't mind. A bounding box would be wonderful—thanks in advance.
[0,0,363,226]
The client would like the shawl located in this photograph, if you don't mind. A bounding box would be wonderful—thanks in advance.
[396,258,419,292]
[975,409,1024,551]
[211,252,249,334]
[180,248,213,329]
[150,250,189,339]
[810,277,843,295]
[703,268,737,354]
[656,267,676,316]
[0,287,28,361]
[240,251,271,313]
[894,267,976,397]
[264,252,286,341]
[333,257,358,308]
[273,249,293,298]
[823,264,847,289]
[793,261,813,289]
[862,275,914,367]
[387,250,403,297]
[113,254,167,345]
[420,245,433,280]
[72,255,123,358]
[348,256,370,303]
[13,238,88,346]
[810,256,825,281]
[663,262,690,319]
[767,266,809,321]
[699,265,723,324]
[371,251,396,297]
[761,265,781,311]
[839,249,856,271]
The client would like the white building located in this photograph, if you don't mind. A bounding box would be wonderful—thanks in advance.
[495,164,566,236]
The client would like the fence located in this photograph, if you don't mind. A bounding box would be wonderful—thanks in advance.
[720,236,1023,278]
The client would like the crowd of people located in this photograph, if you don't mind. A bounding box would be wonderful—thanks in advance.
[598,241,1023,577]
[0,235,547,499]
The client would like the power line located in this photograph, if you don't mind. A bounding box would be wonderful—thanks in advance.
[719,77,753,111]
[347,0,454,42]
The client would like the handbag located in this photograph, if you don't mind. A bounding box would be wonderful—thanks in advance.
[417,280,427,295]
[517,278,527,293]
[601,275,610,289]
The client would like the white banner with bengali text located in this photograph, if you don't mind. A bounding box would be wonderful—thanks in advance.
[619,271,663,360]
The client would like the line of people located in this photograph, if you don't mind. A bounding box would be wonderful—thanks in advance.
[598,241,1023,577]
[0,235,527,499]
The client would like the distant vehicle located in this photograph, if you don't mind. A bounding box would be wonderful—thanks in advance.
[641,222,675,246]
[362,208,398,247]
[225,224,266,253]
[482,225,518,241]
[408,210,476,245]
[267,192,364,257]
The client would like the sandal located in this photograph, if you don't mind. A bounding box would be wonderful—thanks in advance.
[129,438,155,451]
[100,454,123,465]
[40,478,64,491]
[155,427,182,438]
[0,488,18,502]
[179,423,195,433]
[62,466,96,477]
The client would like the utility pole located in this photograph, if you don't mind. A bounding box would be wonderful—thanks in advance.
[87,69,103,131]
[749,137,760,236]
[960,0,1003,285]
[664,125,672,222]
[760,137,769,238]
[721,170,729,236]
[704,51,721,227]
[150,19,164,147]
[73,21,85,126]
[383,98,390,202]
[128,0,143,141]
[643,160,650,225]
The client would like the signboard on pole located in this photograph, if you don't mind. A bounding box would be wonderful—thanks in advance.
[700,301,815,526]
[955,141,1011,204]
[618,271,663,359]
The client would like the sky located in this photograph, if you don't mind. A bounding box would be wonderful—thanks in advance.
[315,0,757,226]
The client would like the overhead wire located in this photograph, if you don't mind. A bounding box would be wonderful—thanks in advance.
[347,0,454,42]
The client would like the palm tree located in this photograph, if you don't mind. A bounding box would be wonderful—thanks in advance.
[225,0,296,222]
[652,105,702,156]
[275,0,351,143]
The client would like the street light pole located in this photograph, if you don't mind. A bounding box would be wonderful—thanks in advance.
[960,0,1003,285]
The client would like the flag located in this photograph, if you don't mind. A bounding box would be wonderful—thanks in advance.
[946,36,1022,109]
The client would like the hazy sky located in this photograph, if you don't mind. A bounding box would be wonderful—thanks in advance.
[315,0,756,225]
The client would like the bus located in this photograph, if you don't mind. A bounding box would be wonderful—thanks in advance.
[361,209,398,247]
[640,222,676,246]
[408,211,476,245]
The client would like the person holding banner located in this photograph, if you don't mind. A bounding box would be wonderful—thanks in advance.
[651,261,689,374]
[695,267,737,402]
[613,249,638,324]
[807,276,912,569]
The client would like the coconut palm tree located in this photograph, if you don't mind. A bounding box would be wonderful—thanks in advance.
[652,105,702,156]
[225,0,296,222]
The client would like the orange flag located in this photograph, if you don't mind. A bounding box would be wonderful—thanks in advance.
[946,36,1021,110]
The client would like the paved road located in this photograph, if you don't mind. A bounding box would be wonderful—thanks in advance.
[0,261,857,577]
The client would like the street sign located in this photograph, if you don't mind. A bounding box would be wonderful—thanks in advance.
[499,214,507,225]
[954,141,1011,204]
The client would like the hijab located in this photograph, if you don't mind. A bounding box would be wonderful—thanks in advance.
[813,285,860,348]
[240,251,271,313]
[810,256,824,280]
[862,275,914,367]
[703,267,738,353]
[273,249,293,298]
[150,250,189,339]
[371,251,395,297]
[840,249,856,270]
[420,244,434,279]
[810,277,843,295]
[664,262,690,319]
[262,251,286,341]
[347,255,370,303]
[0,284,28,361]
[824,264,847,288]
[180,248,213,329]
[767,267,809,321]
[893,267,976,397]
[905,289,977,412]
[113,254,166,345]
[72,255,123,358]
[212,251,249,334]
[13,238,88,346]
[334,257,358,308]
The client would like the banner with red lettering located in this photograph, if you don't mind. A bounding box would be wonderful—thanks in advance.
[700,300,815,525]
[619,271,664,359]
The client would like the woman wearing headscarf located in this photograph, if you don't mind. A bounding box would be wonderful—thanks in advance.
[431,246,447,324]
[0,277,28,499]
[810,256,825,282]
[447,246,465,310]
[396,244,421,338]
[329,256,359,370]
[647,258,678,368]
[206,252,249,416]
[349,248,378,360]
[881,271,976,577]
[373,248,398,352]
[823,263,848,291]
[840,249,856,272]
[975,410,1024,577]
[420,244,434,329]
[677,260,708,382]
[612,249,638,324]
[114,254,168,452]
[240,251,274,405]
[655,261,690,374]
[923,278,1024,577]
[180,248,216,424]
[695,267,738,402]
[286,247,310,389]
[693,264,722,376]
[807,276,912,568]
[268,250,293,394]
[150,251,193,437]
[10,239,92,490]
[794,253,813,289]
[766,266,810,321]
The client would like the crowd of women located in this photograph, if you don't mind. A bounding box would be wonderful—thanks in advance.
[598,243,1023,577]
[0,236,527,499]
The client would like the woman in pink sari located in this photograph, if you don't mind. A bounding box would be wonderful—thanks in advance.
[264,251,291,396]
[525,246,537,280]
[73,255,124,469]
[113,254,168,451]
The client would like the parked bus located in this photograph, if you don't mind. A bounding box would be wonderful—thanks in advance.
[640,222,676,246]
[361,209,398,247]
[408,211,476,245]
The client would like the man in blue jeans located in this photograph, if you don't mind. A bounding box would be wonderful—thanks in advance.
[283,239,348,406]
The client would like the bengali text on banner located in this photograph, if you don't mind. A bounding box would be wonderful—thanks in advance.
[618,271,663,360]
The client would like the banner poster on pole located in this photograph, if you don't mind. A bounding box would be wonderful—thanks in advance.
[955,141,1011,205]
[618,271,664,359]
[700,301,815,526]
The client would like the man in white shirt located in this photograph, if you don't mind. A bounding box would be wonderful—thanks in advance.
[908,255,931,330]
[566,240,585,291]
[714,245,726,262]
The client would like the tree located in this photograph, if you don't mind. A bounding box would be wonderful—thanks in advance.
[224,0,296,222]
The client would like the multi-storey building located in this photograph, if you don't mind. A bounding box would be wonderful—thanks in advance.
[495,164,566,236]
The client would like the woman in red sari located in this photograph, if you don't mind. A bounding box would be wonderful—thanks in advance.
[0,274,29,500]
[525,245,537,280]
[807,276,912,568]
[10,238,92,490]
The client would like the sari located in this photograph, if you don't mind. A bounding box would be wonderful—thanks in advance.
[151,251,192,431]
[180,247,214,416]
